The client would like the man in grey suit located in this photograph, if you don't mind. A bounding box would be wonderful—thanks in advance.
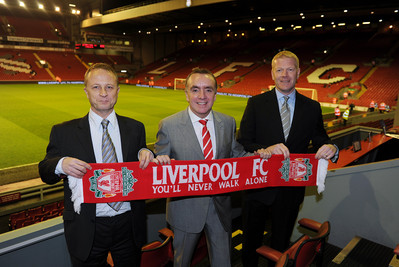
[154,68,269,267]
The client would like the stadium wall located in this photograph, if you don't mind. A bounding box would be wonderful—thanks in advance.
[2,161,399,265]
[293,158,399,249]
[0,163,38,186]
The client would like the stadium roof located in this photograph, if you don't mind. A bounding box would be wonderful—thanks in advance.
[80,0,398,35]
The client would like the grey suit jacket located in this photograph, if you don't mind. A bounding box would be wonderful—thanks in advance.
[155,108,249,233]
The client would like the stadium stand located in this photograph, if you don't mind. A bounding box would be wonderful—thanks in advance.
[6,16,66,40]
[130,30,398,110]
[8,200,64,230]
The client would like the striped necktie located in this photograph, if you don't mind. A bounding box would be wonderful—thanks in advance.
[199,119,214,160]
[281,96,291,141]
[101,119,122,211]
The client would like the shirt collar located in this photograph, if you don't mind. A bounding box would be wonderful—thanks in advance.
[89,109,117,130]
[275,88,296,103]
[187,107,213,123]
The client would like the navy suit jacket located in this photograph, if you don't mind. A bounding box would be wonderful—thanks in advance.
[39,114,147,261]
[237,88,335,205]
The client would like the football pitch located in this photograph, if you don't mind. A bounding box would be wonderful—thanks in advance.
[0,84,334,169]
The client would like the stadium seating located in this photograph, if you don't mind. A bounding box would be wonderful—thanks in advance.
[9,200,64,230]
[6,16,66,40]
[130,30,398,110]
[0,22,397,110]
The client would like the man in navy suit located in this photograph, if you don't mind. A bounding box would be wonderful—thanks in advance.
[238,51,338,266]
[39,63,153,266]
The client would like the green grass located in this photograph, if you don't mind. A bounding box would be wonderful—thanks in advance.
[0,84,334,169]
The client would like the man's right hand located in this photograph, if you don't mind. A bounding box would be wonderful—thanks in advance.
[62,157,92,178]
[154,155,172,165]
[265,143,290,159]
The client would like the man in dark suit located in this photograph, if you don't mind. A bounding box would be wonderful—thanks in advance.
[154,68,269,267]
[238,51,338,266]
[39,63,153,266]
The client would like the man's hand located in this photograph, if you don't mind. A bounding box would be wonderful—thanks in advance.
[139,149,155,169]
[254,148,272,159]
[62,157,92,178]
[154,155,172,165]
[265,143,290,159]
[315,144,337,160]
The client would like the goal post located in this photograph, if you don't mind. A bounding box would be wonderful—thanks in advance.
[267,85,318,101]
[296,87,318,101]
[174,78,186,91]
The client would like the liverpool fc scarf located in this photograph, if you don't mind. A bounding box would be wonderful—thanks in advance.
[68,154,328,213]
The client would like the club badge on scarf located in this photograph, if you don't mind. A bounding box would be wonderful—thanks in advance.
[68,155,327,211]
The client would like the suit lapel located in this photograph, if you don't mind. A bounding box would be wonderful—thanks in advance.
[213,111,223,159]
[117,115,129,161]
[286,91,306,143]
[77,115,96,162]
[268,89,286,141]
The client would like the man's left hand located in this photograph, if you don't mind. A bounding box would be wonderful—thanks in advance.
[315,144,337,160]
[139,149,154,169]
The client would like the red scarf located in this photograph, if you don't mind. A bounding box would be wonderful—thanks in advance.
[79,154,326,203]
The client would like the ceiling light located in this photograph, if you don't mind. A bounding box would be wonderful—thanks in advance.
[38,3,44,9]
[19,1,25,7]
[55,6,60,12]
[362,21,371,25]
[321,14,324,18]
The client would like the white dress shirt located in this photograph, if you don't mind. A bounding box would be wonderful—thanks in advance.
[56,109,131,217]
[188,107,217,158]
[88,109,131,216]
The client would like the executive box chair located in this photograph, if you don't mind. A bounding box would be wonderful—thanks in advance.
[256,218,331,267]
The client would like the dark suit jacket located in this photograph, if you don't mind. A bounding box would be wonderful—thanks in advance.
[237,88,334,205]
[38,114,147,261]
